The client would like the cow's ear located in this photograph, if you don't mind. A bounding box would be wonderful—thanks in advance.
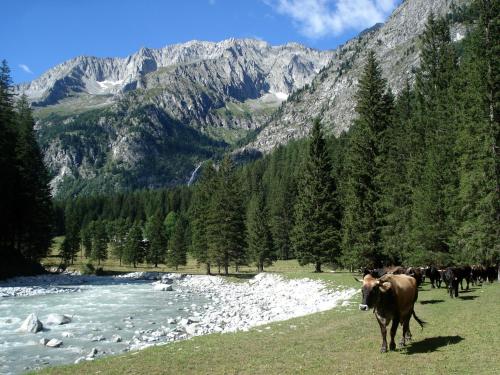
[379,282,392,293]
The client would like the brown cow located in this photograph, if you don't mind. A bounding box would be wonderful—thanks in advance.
[357,273,425,352]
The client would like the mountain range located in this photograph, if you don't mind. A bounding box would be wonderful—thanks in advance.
[16,0,469,198]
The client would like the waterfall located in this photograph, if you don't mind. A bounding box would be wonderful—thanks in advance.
[187,163,202,186]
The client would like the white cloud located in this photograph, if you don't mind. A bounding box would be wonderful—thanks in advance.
[263,0,398,38]
[19,64,33,74]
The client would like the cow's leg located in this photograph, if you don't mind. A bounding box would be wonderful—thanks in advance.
[389,318,398,351]
[377,317,389,353]
[399,315,411,348]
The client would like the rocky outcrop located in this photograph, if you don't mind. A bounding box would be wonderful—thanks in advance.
[246,0,470,153]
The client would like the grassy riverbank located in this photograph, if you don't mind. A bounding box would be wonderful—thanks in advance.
[34,263,500,375]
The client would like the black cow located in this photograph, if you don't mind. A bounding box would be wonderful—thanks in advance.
[405,267,424,287]
[458,265,472,290]
[471,265,486,286]
[486,266,498,283]
[425,266,442,288]
[444,267,460,298]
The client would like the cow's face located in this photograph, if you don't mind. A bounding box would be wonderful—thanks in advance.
[357,275,391,311]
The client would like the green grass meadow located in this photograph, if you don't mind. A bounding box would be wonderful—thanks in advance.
[33,256,500,375]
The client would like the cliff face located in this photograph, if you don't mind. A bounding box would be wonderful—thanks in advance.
[18,39,332,196]
[245,0,469,153]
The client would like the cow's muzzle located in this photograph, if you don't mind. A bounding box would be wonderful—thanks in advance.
[359,304,369,311]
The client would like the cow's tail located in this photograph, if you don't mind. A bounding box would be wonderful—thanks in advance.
[412,310,426,329]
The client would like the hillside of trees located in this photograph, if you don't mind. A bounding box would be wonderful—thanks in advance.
[1,2,498,278]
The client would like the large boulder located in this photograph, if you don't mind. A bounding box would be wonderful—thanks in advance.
[46,314,72,325]
[18,313,43,333]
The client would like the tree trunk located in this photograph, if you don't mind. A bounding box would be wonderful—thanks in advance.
[206,263,211,275]
[224,264,229,276]
[315,261,322,273]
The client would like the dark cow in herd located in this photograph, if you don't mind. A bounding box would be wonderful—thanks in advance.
[357,273,425,352]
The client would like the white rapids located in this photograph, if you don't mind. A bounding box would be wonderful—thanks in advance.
[0,272,356,374]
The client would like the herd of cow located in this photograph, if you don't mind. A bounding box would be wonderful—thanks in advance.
[356,264,498,352]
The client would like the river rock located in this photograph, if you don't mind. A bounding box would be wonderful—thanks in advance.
[185,323,198,336]
[111,334,122,343]
[74,356,86,364]
[167,318,176,324]
[88,347,98,358]
[61,331,74,338]
[46,338,63,347]
[39,338,49,345]
[91,335,105,342]
[153,284,173,291]
[46,314,72,325]
[161,275,174,284]
[18,313,43,333]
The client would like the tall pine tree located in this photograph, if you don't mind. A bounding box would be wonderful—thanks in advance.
[246,184,273,272]
[145,212,168,267]
[206,155,246,275]
[409,14,458,263]
[292,119,341,272]
[342,51,392,268]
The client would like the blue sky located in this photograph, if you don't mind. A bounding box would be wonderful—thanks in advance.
[1,0,400,83]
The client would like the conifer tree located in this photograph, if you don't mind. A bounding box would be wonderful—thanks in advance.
[206,155,246,275]
[62,206,81,264]
[145,212,167,267]
[109,219,128,266]
[91,222,108,265]
[164,211,178,242]
[410,14,458,262]
[13,94,53,262]
[342,52,392,268]
[379,83,414,264]
[292,119,341,272]
[269,174,295,260]
[167,216,188,270]
[189,163,217,274]
[0,61,19,273]
[123,223,143,268]
[246,184,273,272]
[81,223,94,258]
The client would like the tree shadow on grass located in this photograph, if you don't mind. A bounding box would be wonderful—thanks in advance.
[458,295,478,300]
[405,336,464,354]
[420,299,445,305]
